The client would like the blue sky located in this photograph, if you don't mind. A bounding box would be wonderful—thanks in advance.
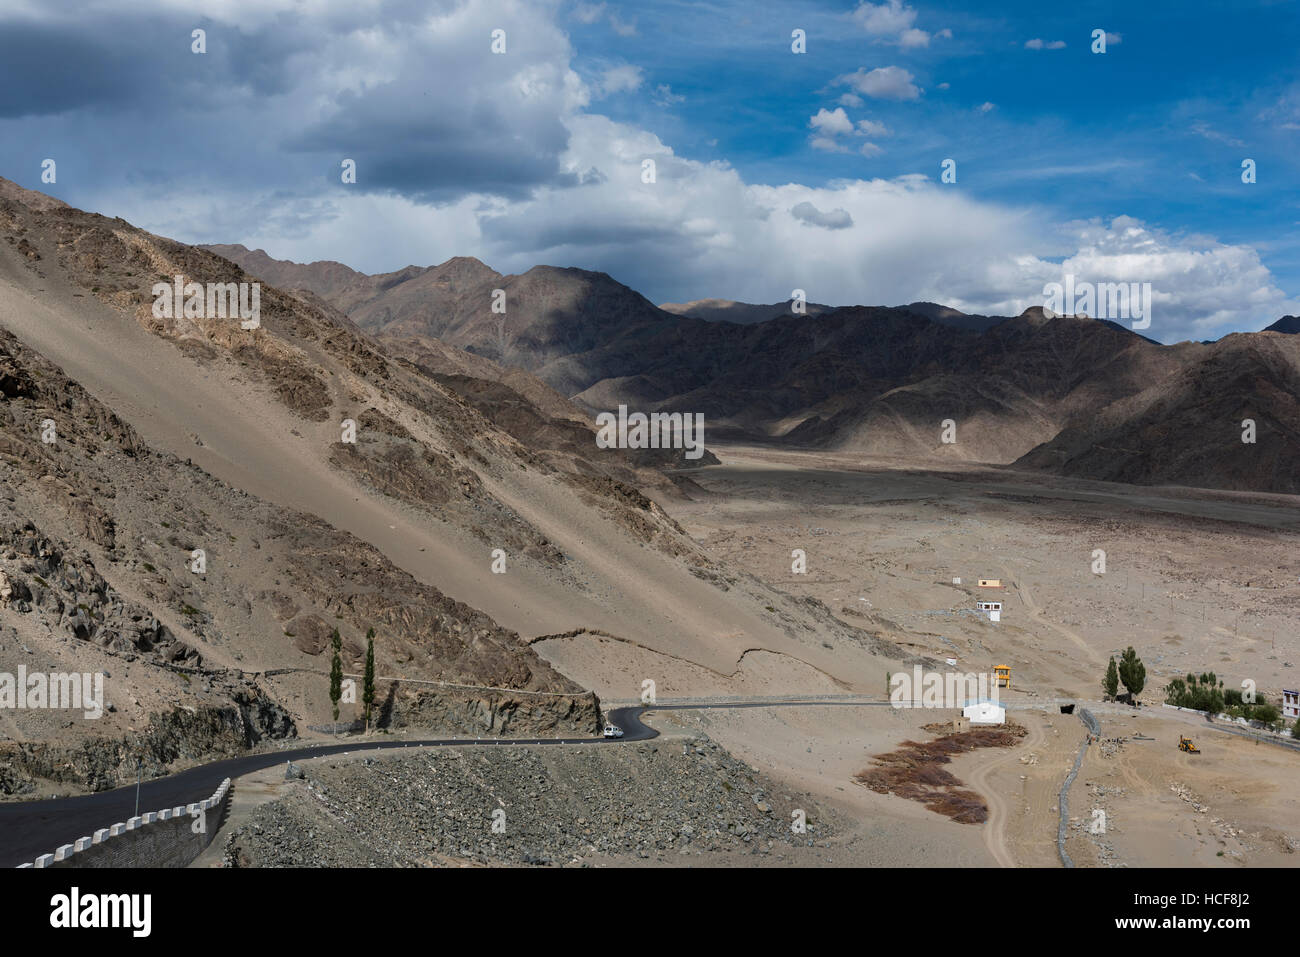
[0,0,1296,342]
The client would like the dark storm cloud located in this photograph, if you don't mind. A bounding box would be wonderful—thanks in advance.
[289,95,578,202]
[0,0,579,204]
[0,12,312,118]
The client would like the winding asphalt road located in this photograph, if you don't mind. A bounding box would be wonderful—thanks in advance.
[0,698,888,868]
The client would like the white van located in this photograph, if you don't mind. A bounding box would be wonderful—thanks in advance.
[603,724,624,738]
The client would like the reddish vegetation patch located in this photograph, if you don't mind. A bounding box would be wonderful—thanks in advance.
[854,724,1027,824]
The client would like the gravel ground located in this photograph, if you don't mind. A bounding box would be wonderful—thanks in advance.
[222,738,832,866]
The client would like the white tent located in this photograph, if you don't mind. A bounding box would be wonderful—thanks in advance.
[963,699,1006,725]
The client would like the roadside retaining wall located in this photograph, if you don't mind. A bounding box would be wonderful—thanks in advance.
[18,778,231,869]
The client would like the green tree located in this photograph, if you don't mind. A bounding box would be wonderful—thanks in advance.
[1250,702,1279,724]
[1103,657,1119,700]
[1292,719,1300,741]
[1118,646,1146,702]
[1165,672,1224,714]
[363,628,376,734]
[329,628,343,736]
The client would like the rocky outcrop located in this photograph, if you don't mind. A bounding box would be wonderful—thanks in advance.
[384,686,600,737]
[0,686,296,794]
[0,518,199,664]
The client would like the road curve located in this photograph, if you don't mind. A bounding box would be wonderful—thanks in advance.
[2,697,889,868]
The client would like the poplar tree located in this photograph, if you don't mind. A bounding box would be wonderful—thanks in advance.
[329,628,343,736]
[363,628,376,734]
[1103,657,1119,700]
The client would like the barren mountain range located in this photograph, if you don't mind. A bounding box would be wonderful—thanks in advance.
[210,243,1300,495]
[1,178,899,795]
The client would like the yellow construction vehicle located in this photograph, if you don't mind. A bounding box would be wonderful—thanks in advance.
[1178,736,1200,754]
[993,665,1011,689]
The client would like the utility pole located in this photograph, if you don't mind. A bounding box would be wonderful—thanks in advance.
[134,758,142,817]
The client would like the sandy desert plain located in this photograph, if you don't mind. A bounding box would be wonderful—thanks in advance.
[537,443,1300,867]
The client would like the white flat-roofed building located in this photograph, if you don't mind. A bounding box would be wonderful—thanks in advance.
[963,699,1005,725]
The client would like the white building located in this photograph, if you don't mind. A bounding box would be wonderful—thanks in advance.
[963,699,1006,725]
[975,600,1002,622]
[1284,689,1299,720]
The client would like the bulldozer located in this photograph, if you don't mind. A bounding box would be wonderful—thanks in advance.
[1178,735,1201,754]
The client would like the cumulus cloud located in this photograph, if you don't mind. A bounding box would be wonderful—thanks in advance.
[595,64,643,97]
[1025,38,1067,50]
[849,0,946,48]
[166,113,1294,343]
[1003,217,1298,341]
[808,108,889,153]
[899,28,929,48]
[810,107,855,136]
[836,65,922,101]
[810,136,848,153]
[850,0,917,36]
[790,201,853,230]
[4,0,1289,344]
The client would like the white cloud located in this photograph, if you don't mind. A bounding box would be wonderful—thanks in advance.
[1259,87,1300,130]
[1189,122,1246,148]
[810,107,855,136]
[215,120,1295,343]
[808,108,890,153]
[1025,38,1067,50]
[899,28,929,48]
[652,83,685,107]
[849,0,947,49]
[976,102,995,113]
[1015,217,1298,340]
[572,1,634,34]
[810,135,849,153]
[838,93,865,108]
[595,64,643,97]
[66,0,1288,344]
[850,0,917,36]
[837,66,922,101]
